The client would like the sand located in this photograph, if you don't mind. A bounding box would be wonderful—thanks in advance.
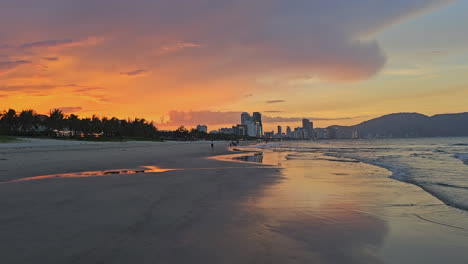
[1,138,468,263]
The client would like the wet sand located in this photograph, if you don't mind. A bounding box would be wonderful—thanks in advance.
[1,139,468,263]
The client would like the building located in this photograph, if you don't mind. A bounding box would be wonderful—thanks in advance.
[238,112,263,137]
[241,112,250,125]
[264,131,274,138]
[196,125,208,133]
[315,128,329,139]
[277,125,282,135]
[218,127,234,134]
[233,124,247,136]
[252,112,262,124]
[252,112,263,137]
[302,119,314,139]
[286,126,292,138]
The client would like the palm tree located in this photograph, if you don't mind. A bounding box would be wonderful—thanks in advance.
[18,109,36,134]
[0,109,18,134]
[68,114,80,136]
[48,109,65,131]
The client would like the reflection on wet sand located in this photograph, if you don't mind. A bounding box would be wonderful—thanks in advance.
[1,166,175,184]
[1,163,277,184]
[233,152,264,163]
[211,149,284,166]
[240,150,390,263]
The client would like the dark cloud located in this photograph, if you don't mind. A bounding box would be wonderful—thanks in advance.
[266,100,286,104]
[0,60,31,74]
[0,84,57,92]
[72,86,104,93]
[0,84,106,103]
[58,106,83,113]
[43,57,59,61]
[21,39,75,49]
[121,69,147,76]
[18,37,102,50]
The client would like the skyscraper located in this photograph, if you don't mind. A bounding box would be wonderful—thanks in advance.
[241,112,251,125]
[286,126,292,138]
[239,112,263,137]
[302,119,314,139]
[277,125,282,135]
[252,112,262,123]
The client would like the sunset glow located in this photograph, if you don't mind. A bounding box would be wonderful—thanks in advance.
[1,0,467,131]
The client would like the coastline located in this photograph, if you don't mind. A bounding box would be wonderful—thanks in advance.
[0,139,283,263]
[1,139,468,263]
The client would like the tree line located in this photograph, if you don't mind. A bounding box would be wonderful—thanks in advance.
[0,108,158,139]
[0,108,248,141]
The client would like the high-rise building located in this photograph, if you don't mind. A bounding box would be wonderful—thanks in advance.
[246,122,258,137]
[277,125,282,135]
[253,112,263,137]
[286,126,292,138]
[196,125,208,133]
[302,119,314,139]
[252,112,262,123]
[233,124,247,136]
[241,112,251,125]
[239,112,263,137]
[294,127,304,139]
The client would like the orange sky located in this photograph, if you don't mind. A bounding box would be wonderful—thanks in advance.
[1,0,467,132]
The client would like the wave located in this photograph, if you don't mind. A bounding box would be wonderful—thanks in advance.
[326,152,468,211]
[246,141,468,211]
[454,153,468,165]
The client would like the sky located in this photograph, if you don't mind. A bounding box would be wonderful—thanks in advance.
[1,0,467,131]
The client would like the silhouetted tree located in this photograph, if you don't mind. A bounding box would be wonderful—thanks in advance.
[48,109,65,131]
[18,110,37,134]
[0,109,18,134]
[68,114,80,136]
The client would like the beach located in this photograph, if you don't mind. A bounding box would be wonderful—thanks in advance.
[1,139,468,263]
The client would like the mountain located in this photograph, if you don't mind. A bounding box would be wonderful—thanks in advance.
[326,112,468,138]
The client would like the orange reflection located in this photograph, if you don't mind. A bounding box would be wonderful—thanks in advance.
[2,166,175,184]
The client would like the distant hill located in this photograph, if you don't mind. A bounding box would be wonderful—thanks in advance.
[327,112,468,138]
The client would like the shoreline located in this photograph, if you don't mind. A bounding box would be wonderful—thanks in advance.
[244,140,468,213]
[1,139,468,263]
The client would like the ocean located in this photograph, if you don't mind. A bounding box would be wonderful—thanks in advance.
[248,137,468,211]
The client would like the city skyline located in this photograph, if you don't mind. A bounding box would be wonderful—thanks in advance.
[1,1,468,130]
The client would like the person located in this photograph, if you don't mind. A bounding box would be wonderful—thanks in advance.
[211,141,214,149]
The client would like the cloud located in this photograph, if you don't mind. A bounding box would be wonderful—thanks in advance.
[121,69,147,76]
[165,110,241,126]
[43,57,59,61]
[0,0,454,119]
[0,83,75,92]
[0,0,452,82]
[263,116,365,123]
[159,42,202,54]
[57,106,83,113]
[21,39,75,49]
[266,100,286,104]
[163,110,364,126]
[19,36,104,50]
[0,60,31,74]
[72,86,104,93]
